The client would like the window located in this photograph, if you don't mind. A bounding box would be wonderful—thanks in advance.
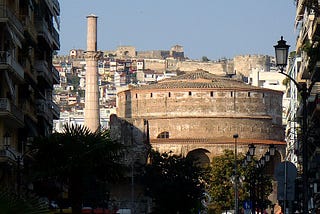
[169,92,171,97]
[248,92,251,97]
[189,91,192,96]
[150,93,153,98]
[157,131,169,139]
[210,91,214,97]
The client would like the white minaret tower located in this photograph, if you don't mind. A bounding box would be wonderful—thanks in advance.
[84,14,101,131]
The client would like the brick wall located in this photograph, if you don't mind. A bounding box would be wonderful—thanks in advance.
[117,87,284,141]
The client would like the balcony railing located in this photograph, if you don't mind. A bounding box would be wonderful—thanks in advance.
[20,15,37,42]
[50,100,60,119]
[0,51,24,80]
[36,99,54,123]
[44,0,60,15]
[297,51,310,81]
[35,18,52,46]
[35,60,53,85]
[51,26,60,50]
[36,99,49,114]
[0,98,24,124]
[52,65,60,84]
[35,18,59,49]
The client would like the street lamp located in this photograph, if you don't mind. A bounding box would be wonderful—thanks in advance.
[274,36,314,214]
[233,133,239,214]
[274,36,290,72]
[3,137,33,194]
[245,144,276,214]
[3,132,11,147]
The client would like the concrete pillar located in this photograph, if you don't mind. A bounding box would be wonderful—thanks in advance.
[84,14,101,132]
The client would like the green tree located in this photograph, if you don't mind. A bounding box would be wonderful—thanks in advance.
[207,150,272,213]
[202,56,210,62]
[207,150,236,213]
[30,124,125,214]
[0,187,49,214]
[67,74,80,90]
[143,150,209,214]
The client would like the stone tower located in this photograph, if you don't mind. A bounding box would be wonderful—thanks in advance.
[84,14,101,131]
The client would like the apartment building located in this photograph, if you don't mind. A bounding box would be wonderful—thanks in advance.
[289,0,320,212]
[285,56,301,166]
[0,0,60,186]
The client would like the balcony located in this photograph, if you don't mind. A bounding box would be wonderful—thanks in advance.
[50,100,60,119]
[295,0,305,24]
[36,99,50,122]
[51,26,60,50]
[44,0,60,16]
[35,18,60,50]
[0,5,24,37]
[35,60,53,87]
[310,93,320,119]
[52,64,60,84]
[23,100,38,123]
[20,14,37,43]
[297,51,310,81]
[0,98,24,127]
[0,51,24,81]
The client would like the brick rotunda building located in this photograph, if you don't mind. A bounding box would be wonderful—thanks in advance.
[112,70,286,165]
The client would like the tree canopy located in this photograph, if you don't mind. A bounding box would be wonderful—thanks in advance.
[143,150,209,214]
[30,124,125,214]
[207,150,273,213]
[201,56,210,62]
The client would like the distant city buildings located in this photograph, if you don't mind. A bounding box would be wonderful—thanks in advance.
[52,45,286,133]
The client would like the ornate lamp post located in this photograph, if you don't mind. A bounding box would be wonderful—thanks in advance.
[245,144,276,214]
[3,135,33,194]
[274,36,314,214]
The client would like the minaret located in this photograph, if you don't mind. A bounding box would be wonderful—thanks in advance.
[84,14,101,131]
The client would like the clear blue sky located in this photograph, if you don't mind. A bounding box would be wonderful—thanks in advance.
[59,0,297,60]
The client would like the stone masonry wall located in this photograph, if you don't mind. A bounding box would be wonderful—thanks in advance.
[233,55,272,76]
[147,117,281,141]
[117,87,284,142]
[142,55,271,77]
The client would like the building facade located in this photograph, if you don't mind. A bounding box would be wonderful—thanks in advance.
[290,1,320,212]
[0,0,60,187]
[114,70,286,163]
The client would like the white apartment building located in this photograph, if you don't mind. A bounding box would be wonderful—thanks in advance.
[53,107,116,133]
[248,68,289,125]
[285,57,301,166]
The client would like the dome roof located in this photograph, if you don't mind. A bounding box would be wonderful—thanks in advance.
[134,70,263,90]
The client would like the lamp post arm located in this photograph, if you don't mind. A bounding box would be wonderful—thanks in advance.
[279,71,316,97]
[5,147,36,163]
[5,147,18,160]
[278,71,303,92]
[20,148,36,160]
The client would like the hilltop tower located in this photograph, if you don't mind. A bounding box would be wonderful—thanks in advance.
[84,14,101,131]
